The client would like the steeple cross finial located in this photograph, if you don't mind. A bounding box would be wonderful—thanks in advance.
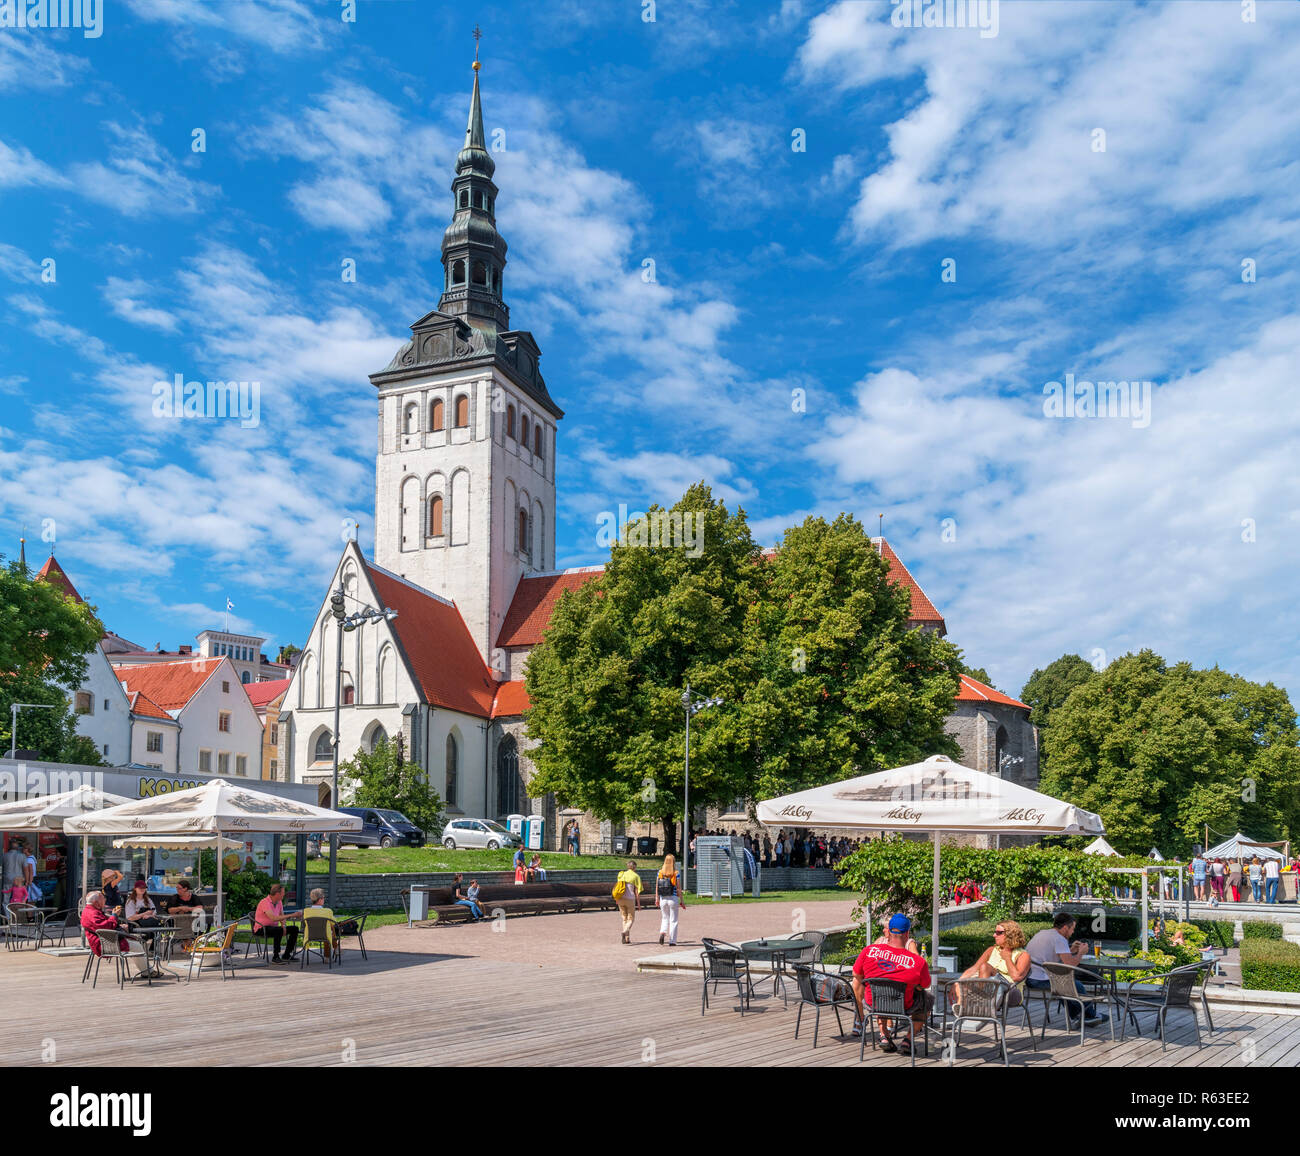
[473,24,482,70]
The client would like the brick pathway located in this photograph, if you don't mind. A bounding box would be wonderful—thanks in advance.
[367,898,861,970]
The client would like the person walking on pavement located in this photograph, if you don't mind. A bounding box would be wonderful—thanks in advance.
[614,859,642,945]
[656,854,684,947]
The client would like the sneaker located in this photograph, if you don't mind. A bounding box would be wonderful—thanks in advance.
[1084,1012,1109,1026]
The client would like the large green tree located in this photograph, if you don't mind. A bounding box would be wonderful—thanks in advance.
[1039,649,1300,855]
[525,484,759,852]
[340,737,445,834]
[0,556,105,760]
[525,493,966,846]
[1020,653,1096,734]
[736,513,963,800]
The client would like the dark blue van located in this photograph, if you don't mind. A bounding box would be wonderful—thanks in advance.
[338,806,426,848]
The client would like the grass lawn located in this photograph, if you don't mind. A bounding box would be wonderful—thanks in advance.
[287,846,651,874]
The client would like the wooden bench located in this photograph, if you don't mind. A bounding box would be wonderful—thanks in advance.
[406,882,657,925]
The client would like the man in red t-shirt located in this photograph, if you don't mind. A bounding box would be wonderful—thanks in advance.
[852,914,932,1053]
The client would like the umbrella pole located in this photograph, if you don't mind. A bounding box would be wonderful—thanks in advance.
[931,831,941,968]
[80,835,89,947]
[1141,868,1149,952]
[217,832,223,925]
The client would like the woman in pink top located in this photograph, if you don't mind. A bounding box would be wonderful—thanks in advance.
[253,883,300,963]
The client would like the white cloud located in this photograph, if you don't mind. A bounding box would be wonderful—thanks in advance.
[0,32,89,91]
[71,121,218,217]
[125,0,327,55]
[0,138,69,190]
[102,277,180,333]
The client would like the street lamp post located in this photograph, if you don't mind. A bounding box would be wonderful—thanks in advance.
[327,589,398,909]
[7,702,60,760]
[681,682,723,894]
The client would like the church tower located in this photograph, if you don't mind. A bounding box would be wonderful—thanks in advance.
[371,46,563,669]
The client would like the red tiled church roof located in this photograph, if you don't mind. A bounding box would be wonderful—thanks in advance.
[115,659,223,712]
[36,555,83,603]
[366,562,498,718]
[874,538,945,631]
[955,673,1029,711]
[491,680,531,718]
[496,568,603,648]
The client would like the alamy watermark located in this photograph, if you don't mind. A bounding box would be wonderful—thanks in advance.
[0,766,105,804]
[1042,374,1152,429]
[596,504,704,558]
[891,0,998,38]
[0,0,102,37]
[151,374,261,429]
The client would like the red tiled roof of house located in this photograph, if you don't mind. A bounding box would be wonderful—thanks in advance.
[491,679,531,718]
[126,690,176,721]
[244,678,291,709]
[115,659,223,712]
[955,673,1029,711]
[36,555,83,603]
[874,538,945,631]
[496,568,604,648]
[366,563,497,718]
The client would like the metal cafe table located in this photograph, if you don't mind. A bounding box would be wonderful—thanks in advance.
[739,938,814,1005]
[1072,954,1158,1033]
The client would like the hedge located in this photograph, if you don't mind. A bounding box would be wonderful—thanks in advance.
[1240,939,1300,993]
[1242,921,1283,941]
[1192,920,1236,948]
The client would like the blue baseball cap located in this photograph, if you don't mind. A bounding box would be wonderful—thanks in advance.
[889,914,912,933]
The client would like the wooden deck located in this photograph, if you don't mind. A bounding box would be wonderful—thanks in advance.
[1,942,1296,1067]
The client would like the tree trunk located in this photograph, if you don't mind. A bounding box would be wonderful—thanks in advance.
[663,818,678,863]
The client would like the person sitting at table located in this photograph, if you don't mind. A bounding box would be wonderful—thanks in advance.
[851,914,932,1054]
[124,879,163,935]
[874,917,921,957]
[301,887,337,958]
[1025,912,1106,1028]
[81,891,155,979]
[952,919,1030,1009]
[253,883,300,963]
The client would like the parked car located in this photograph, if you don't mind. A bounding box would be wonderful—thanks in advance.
[440,817,521,850]
[337,806,426,849]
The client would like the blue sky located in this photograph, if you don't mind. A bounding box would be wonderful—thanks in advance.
[1,0,1298,706]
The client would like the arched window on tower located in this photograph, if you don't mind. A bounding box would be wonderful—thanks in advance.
[506,404,516,440]
[519,509,531,558]
[446,733,459,807]
[428,494,444,537]
[491,268,500,293]
[497,735,521,817]
[459,189,469,209]
[521,414,530,448]
[429,398,444,431]
[452,260,466,285]
[404,403,419,435]
[476,190,486,209]
[313,731,333,764]
[472,261,487,286]
[534,426,544,459]
[454,395,469,428]
[995,724,1010,778]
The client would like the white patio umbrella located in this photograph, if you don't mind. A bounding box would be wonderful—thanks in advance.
[1083,836,1120,856]
[757,754,1104,965]
[0,785,135,921]
[67,781,361,922]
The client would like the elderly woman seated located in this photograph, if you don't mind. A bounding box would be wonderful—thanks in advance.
[952,919,1030,1009]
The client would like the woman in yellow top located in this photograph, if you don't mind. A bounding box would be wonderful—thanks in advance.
[614,860,643,945]
[952,919,1030,1008]
[655,854,685,947]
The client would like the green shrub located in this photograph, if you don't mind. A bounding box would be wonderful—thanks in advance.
[1240,939,1300,993]
[1115,949,1179,985]
[1242,921,1283,940]
[1191,920,1236,948]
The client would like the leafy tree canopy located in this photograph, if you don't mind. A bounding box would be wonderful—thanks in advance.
[1038,649,1300,856]
[1020,653,1097,733]
[339,738,445,834]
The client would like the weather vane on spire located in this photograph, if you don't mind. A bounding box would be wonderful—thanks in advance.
[472,24,482,71]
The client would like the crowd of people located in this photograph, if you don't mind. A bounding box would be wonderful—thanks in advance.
[1189,853,1291,904]
[686,829,864,870]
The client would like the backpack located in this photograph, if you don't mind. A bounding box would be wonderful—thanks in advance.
[612,879,626,899]
[657,874,676,898]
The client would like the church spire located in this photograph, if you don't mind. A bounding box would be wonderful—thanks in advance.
[439,29,509,332]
